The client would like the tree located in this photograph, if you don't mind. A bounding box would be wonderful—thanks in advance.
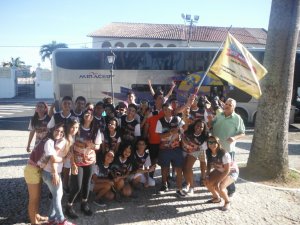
[247,0,300,179]
[40,41,68,65]
[2,57,25,67]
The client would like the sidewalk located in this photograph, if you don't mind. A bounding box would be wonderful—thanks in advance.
[0,130,299,225]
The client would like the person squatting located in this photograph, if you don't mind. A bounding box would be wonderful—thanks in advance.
[24,87,245,225]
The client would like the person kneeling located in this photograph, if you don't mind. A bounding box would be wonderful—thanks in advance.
[204,136,239,211]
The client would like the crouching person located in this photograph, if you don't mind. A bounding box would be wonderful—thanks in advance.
[204,136,239,211]
[130,138,156,188]
[92,150,116,206]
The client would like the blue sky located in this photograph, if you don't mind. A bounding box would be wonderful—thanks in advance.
[0,0,272,70]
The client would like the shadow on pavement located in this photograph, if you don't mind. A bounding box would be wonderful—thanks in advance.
[0,116,30,131]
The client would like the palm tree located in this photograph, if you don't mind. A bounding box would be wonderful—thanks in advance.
[40,41,68,65]
[247,0,300,180]
[2,57,25,67]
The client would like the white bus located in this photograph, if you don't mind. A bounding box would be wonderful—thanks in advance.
[52,47,265,124]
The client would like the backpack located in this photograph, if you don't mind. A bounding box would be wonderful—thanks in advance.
[28,138,50,168]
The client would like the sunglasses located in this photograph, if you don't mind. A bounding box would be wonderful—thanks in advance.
[207,140,217,145]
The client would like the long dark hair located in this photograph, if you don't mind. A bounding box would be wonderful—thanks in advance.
[206,136,226,162]
[47,123,65,141]
[31,102,49,127]
[185,119,209,144]
[81,109,98,142]
[65,117,80,139]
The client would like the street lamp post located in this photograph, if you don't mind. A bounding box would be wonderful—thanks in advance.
[181,14,199,47]
[107,51,116,105]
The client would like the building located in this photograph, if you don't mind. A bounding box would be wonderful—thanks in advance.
[88,22,267,49]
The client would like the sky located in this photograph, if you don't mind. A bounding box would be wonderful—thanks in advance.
[0,0,272,71]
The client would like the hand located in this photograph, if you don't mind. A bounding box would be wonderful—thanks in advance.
[171,80,176,88]
[148,165,156,172]
[170,127,179,135]
[148,79,152,85]
[207,114,214,122]
[26,146,31,153]
[52,173,60,186]
[227,137,235,143]
[71,164,78,175]
[144,182,149,188]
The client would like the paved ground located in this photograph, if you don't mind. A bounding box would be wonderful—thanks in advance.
[0,129,299,225]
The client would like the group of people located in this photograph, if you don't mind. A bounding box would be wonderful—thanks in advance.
[24,80,245,225]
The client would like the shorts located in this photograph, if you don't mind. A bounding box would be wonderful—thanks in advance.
[128,173,155,186]
[182,149,206,162]
[229,171,239,181]
[24,164,42,184]
[149,144,160,161]
[158,147,184,168]
[63,158,71,169]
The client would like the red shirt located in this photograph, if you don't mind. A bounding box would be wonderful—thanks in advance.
[146,111,164,144]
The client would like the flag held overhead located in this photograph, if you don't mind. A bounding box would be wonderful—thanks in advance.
[210,33,268,99]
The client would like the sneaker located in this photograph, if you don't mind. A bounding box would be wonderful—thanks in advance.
[159,185,169,194]
[81,202,93,216]
[227,182,236,197]
[176,190,186,198]
[93,199,107,207]
[57,219,76,225]
[65,205,78,219]
[185,188,194,196]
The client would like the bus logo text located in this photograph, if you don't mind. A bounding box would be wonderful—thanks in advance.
[79,73,113,79]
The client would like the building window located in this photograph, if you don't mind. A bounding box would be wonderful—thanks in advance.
[127,42,137,47]
[102,41,111,48]
[154,43,163,47]
[167,44,176,47]
[115,42,124,48]
[140,43,150,47]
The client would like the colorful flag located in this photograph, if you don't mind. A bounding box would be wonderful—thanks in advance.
[210,33,267,99]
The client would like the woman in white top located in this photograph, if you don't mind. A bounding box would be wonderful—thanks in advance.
[41,123,75,225]
[204,136,239,211]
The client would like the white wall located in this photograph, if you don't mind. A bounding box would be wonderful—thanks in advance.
[35,68,53,99]
[0,67,16,98]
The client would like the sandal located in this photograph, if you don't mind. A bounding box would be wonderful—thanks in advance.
[206,197,221,203]
[221,201,230,211]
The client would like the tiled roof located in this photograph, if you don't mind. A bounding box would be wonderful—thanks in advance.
[88,22,267,45]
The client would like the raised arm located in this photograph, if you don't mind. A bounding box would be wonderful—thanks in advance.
[148,79,155,96]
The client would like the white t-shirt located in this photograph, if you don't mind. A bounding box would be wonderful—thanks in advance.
[43,138,67,173]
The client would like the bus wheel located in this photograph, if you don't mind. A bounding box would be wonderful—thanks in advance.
[235,108,248,126]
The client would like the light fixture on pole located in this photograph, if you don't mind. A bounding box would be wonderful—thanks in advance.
[107,51,116,104]
[181,14,199,47]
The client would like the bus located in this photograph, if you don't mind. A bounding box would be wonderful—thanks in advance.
[52,47,266,124]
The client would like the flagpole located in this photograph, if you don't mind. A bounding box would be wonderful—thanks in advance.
[194,25,232,95]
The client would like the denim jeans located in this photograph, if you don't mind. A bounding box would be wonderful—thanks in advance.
[42,170,65,222]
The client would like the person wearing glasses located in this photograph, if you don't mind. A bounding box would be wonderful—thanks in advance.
[207,98,245,197]
[204,136,239,211]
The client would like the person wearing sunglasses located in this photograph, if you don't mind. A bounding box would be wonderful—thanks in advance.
[204,136,239,211]
[207,98,245,197]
